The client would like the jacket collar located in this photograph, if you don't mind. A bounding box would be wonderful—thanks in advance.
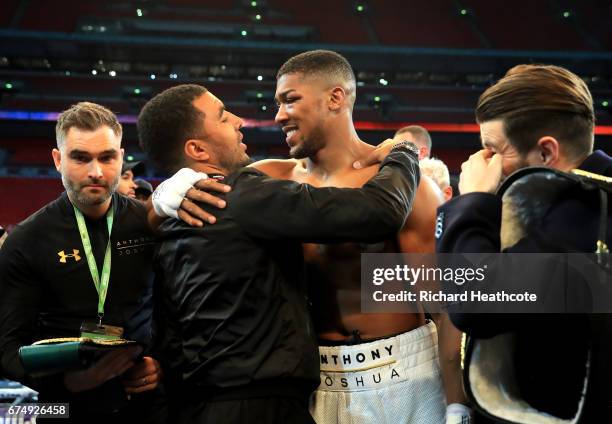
[580,150,612,177]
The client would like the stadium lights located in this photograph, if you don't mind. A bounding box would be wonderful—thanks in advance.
[245,90,273,105]
[1,80,23,92]
[123,86,151,99]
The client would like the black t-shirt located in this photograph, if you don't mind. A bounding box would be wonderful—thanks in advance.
[0,192,155,395]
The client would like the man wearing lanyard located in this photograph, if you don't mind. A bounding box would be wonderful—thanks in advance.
[0,102,163,422]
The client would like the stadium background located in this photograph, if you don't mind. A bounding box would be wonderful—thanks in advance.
[0,0,610,228]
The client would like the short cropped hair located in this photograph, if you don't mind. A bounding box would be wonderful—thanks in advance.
[55,102,122,148]
[476,64,595,160]
[277,50,356,109]
[419,157,450,190]
[138,84,208,174]
[394,125,432,152]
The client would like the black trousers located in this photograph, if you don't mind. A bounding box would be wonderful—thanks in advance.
[37,382,168,424]
[174,379,316,424]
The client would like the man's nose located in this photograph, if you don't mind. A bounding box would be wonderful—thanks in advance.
[88,161,103,179]
[275,104,288,124]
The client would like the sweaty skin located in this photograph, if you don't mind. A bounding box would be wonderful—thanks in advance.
[253,145,441,340]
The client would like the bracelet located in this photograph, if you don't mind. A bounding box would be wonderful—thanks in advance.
[391,140,420,157]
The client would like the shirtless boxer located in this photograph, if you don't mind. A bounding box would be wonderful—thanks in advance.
[157,50,468,423]
[264,50,466,424]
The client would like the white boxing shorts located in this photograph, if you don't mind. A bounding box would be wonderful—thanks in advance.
[310,321,446,424]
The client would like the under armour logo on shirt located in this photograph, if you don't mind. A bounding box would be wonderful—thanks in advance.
[58,249,81,263]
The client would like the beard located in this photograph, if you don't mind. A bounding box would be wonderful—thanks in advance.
[218,150,253,175]
[288,128,326,160]
[61,173,119,208]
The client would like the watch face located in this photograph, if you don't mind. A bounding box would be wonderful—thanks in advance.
[397,140,419,156]
[407,142,420,155]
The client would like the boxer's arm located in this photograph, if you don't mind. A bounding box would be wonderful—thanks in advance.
[431,313,473,423]
[398,179,472,421]
[232,146,420,243]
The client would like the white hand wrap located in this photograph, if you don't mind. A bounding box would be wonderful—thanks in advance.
[445,403,473,424]
[152,168,208,219]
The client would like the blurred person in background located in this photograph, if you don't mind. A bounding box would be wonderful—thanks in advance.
[117,161,145,199]
[420,157,453,202]
[134,178,153,202]
[393,125,433,160]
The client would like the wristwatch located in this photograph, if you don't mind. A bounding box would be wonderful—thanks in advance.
[391,140,420,157]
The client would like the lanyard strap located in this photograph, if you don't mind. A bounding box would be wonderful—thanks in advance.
[73,203,114,323]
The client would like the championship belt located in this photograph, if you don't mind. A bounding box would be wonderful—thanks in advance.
[19,337,139,377]
[462,166,611,424]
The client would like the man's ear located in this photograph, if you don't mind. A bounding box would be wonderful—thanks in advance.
[184,139,211,162]
[328,87,346,111]
[51,148,62,172]
[419,146,429,160]
[443,185,453,202]
[536,136,560,166]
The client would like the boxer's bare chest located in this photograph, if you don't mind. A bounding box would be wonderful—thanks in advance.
[254,160,421,338]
